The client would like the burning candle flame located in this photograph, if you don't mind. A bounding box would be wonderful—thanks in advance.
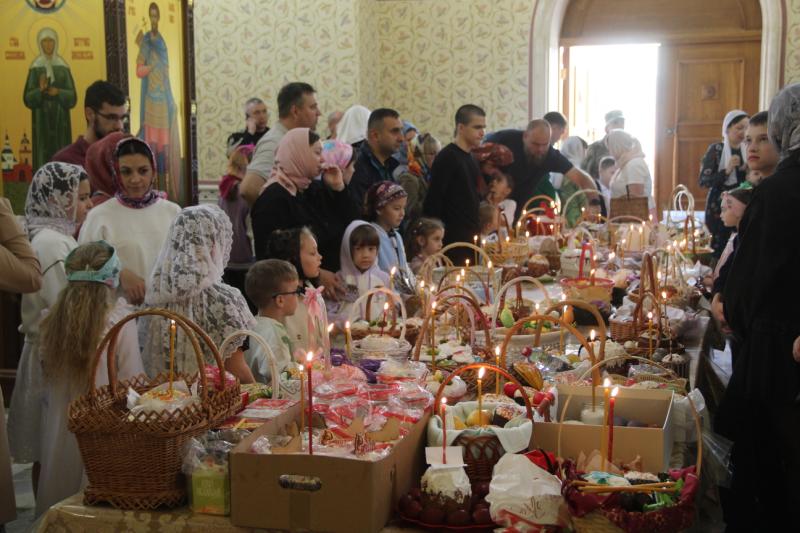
[603,377,611,387]
[478,366,486,379]
[611,386,620,397]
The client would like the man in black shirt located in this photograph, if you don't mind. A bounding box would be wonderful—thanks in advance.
[226,97,270,156]
[349,108,403,206]
[486,120,597,218]
[424,104,486,265]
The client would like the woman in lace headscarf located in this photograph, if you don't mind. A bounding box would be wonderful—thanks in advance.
[139,204,256,382]
[699,110,750,258]
[8,162,92,472]
[715,84,800,530]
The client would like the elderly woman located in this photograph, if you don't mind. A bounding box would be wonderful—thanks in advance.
[716,85,800,529]
[699,110,749,258]
[606,129,654,217]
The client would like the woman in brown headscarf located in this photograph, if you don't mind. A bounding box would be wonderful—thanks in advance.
[83,131,128,206]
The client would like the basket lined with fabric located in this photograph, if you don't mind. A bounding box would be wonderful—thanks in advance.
[68,308,241,510]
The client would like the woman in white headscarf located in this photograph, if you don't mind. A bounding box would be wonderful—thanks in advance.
[715,85,800,529]
[23,27,77,168]
[699,110,749,258]
[606,129,654,215]
[336,105,371,147]
[139,204,256,381]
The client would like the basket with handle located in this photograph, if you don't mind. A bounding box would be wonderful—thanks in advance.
[219,329,282,399]
[68,308,241,510]
[348,287,411,361]
[420,242,501,300]
[560,239,615,304]
[562,187,605,230]
[413,291,495,394]
[610,252,659,342]
[430,362,534,483]
[558,355,702,533]
[488,275,555,356]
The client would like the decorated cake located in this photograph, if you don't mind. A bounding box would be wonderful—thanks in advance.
[421,466,472,514]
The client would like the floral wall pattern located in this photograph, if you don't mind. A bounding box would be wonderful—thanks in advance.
[193,0,534,183]
[785,0,800,85]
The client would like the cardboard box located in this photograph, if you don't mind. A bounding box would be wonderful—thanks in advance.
[230,404,429,533]
[533,385,674,472]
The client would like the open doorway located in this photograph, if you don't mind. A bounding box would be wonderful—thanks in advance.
[564,43,660,177]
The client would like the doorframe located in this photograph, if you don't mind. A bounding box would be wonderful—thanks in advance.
[528,0,786,119]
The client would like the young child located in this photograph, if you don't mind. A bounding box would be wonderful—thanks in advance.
[405,217,445,274]
[266,227,328,353]
[244,259,299,383]
[596,156,616,216]
[333,220,390,321]
[218,144,255,265]
[140,204,256,382]
[487,172,516,230]
[478,201,500,242]
[365,181,412,287]
[36,241,144,516]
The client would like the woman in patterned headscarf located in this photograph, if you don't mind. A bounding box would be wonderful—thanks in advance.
[716,84,800,529]
[7,162,92,475]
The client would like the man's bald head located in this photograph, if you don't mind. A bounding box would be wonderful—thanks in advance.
[523,119,552,163]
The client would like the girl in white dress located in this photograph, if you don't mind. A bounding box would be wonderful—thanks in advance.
[35,241,144,516]
[79,136,180,304]
[7,162,92,482]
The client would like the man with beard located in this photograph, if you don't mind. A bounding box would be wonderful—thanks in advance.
[349,108,404,205]
[486,119,597,219]
[226,97,270,156]
[50,80,127,166]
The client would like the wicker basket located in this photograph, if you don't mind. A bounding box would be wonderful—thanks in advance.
[349,288,412,362]
[431,363,534,483]
[68,308,241,510]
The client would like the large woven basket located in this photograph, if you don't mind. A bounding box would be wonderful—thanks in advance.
[68,308,241,510]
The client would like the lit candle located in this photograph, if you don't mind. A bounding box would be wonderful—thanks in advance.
[608,251,616,270]
[473,235,479,265]
[590,328,597,411]
[481,238,487,266]
[516,221,522,237]
[344,321,352,360]
[560,305,567,355]
[381,302,389,336]
[647,311,654,357]
[607,386,619,464]
[168,319,176,395]
[525,230,530,239]
[306,352,314,455]
[465,259,470,269]
[389,266,397,289]
[326,323,334,362]
[590,268,596,286]
[299,363,305,432]
[486,260,493,292]
[536,216,541,235]
[441,397,448,464]
[430,301,437,373]
[495,346,501,394]
[628,224,634,249]
[620,239,626,264]
[477,366,486,426]
[601,378,611,471]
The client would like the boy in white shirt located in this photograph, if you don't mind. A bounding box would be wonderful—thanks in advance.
[244,259,300,383]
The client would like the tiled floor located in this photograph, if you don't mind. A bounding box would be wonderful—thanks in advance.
[6,463,35,533]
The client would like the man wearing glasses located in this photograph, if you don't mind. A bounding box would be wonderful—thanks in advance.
[51,80,128,166]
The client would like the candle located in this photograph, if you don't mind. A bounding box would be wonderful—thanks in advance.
[465,259,470,269]
[647,311,654,357]
[418,280,426,312]
[525,230,530,239]
[516,221,522,238]
[306,352,314,455]
[430,301,437,373]
[168,319,176,395]
[590,268,596,286]
[601,378,611,471]
[381,302,389,336]
[441,398,448,464]
[389,266,397,289]
[608,251,616,270]
[536,216,541,235]
[299,363,305,432]
[344,321,352,360]
[477,366,486,426]
[620,239,626,264]
[607,386,619,464]
[486,260,493,293]
[495,346,501,394]
[326,323,334,362]
[560,305,567,355]
[473,235,478,265]
[481,238,487,266]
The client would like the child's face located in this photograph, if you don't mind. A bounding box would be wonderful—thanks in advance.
[744,123,779,174]
[490,177,511,201]
[599,164,616,183]
[74,179,93,225]
[720,194,747,228]
[276,279,301,316]
[482,209,500,234]
[377,196,407,229]
[420,228,444,257]
[300,234,322,279]
[352,244,378,272]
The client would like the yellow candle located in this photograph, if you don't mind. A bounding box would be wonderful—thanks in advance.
[465,259,470,269]
[344,321,352,360]
[389,266,397,289]
[494,346,501,394]
[168,319,176,395]
[560,306,567,355]
[481,238,487,266]
[473,235,478,265]
[647,311,654,357]
[477,366,485,426]
[486,260,493,293]
[430,301,437,372]
[601,378,611,471]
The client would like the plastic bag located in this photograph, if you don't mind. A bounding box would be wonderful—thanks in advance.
[127,381,199,415]
[701,427,733,488]
[672,388,706,443]
[485,454,568,529]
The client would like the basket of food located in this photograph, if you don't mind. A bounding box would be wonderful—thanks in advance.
[349,287,412,362]
[68,308,241,510]
[560,240,614,305]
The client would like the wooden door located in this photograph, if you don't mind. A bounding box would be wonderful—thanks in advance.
[655,38,761,212]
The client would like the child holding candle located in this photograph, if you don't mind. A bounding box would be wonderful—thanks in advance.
[404,217,445,274]
[36,241,144,516]
[365,181,411,286]
[487,172,517,231]
[478,202,500,243]
[333,220,390,321]
[244,259,299,383]
[139,205,256,382]
[266,227,329,355]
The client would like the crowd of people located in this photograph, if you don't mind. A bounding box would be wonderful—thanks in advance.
[1,75,799,527]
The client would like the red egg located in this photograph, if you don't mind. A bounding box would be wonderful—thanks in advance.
[420,506,445,525]
[532,391,546,404]
[405,500,422,519]
[473,507,493,524]
[521,346,533,356]
[447,509,471,526]
[399,494,415,514]
[504,382,519,397]
[409,487,422,500]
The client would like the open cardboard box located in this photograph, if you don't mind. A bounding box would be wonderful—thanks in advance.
[534,385,675,472]
[230,402,429,533]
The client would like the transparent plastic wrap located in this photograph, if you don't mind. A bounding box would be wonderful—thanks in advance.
[700,427,733,489]
[376,358,429,384]
[127,381,199,415]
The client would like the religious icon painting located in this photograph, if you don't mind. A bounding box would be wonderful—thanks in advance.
[0,0,106,211]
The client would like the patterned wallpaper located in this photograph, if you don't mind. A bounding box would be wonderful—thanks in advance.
[785,0,800,85]
[193,0,534,183]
